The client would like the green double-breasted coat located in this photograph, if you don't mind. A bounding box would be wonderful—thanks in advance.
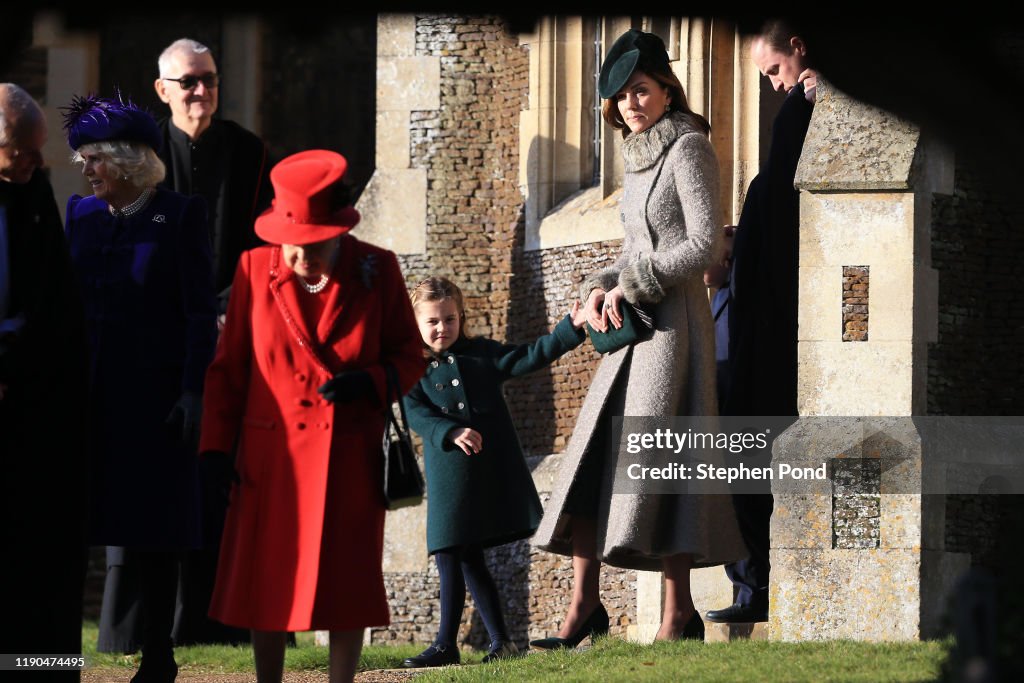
[403,315,585,553]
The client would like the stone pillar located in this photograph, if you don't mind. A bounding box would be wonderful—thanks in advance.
[355,14,436,255]
[770,81,968,641]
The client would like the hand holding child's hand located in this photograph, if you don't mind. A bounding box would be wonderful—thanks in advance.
[569,300,588,330]
[448,427,483,456]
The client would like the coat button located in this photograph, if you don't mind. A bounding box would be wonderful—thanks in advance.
[294,372,307,382]
[441,407,449,414]
[318,422,330,430]
[296,422,306,430]
[435,383,444,391]
[295,398,311,407]
[451,379,460,387]
[446,355,455,364]
[431,360,439,368]
[457,402,465,410]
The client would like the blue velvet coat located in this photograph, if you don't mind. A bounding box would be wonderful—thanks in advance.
[66,189,217,548]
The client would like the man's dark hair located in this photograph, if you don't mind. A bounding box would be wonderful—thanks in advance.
[758,19,803,54]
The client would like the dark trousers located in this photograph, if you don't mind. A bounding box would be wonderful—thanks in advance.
[434,545,508,647]
[724,493,773,610]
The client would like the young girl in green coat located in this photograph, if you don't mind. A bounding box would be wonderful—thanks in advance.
[401,276,587,667]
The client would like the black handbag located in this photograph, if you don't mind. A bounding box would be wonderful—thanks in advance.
[587,301,654,355]
[382,364,425,510]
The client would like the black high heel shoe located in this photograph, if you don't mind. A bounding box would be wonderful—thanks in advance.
[680,611,705,641]
[656,611,705,642]
[530,603,610,650]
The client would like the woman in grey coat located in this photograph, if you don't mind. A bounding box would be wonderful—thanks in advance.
[531,29,746,646]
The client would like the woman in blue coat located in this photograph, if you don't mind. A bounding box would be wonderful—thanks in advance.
[401,276,587,667]
[62,94,217,683]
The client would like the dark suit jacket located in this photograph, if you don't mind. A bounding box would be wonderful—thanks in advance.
[157,118,272,295]
[726,83,813,417]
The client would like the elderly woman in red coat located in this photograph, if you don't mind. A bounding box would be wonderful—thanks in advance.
[199,150,423,683]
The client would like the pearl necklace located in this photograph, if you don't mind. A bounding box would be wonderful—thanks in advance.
[297,274,330,294]
[108,187,155,218]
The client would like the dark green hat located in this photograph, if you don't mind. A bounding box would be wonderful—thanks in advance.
[598,29,671,100]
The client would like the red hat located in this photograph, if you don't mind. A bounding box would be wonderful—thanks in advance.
[254,149,361,244]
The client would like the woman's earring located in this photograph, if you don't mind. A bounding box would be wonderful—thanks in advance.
[665,103,671,112]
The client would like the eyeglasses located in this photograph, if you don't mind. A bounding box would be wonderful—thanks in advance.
[162,73,220,90]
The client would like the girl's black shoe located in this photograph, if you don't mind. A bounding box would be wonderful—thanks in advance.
[402,643,460,668]
[529,603,610,650]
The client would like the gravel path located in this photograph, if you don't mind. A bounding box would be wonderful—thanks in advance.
[81,667,422,682]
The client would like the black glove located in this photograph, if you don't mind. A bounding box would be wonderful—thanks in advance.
[200,450,240,510]
[165,391,202,449]
[317,369,376,404]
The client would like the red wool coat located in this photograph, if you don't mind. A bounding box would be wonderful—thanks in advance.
[199,237,423,631]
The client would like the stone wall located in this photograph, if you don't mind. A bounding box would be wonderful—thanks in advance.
[929,160,1024,417]
[929,154,1024,564]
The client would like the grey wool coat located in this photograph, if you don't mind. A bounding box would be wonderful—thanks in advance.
[533,112,748,571]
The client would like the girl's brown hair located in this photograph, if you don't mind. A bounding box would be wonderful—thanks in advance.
[410,276,469,339]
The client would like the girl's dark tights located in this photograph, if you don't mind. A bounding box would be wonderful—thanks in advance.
[434,545,508,647]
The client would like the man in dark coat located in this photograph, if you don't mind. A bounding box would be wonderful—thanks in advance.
[706,21,816,625]
[96,37,272,653]
[0,82,89,681]
[153,37,273,300]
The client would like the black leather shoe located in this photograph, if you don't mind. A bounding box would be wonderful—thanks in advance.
[402,643,460,668]
[482,640,519,663]
[705,603,768,623]
[530,603,610,650]
[129,654,178,683]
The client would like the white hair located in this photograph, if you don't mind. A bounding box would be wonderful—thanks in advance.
[158,38,215,77]
[0,82,44,146]
[71,140,167,189]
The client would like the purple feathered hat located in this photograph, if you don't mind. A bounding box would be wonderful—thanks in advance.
[60,92,162,153]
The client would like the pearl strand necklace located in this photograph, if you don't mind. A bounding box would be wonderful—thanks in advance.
[108,187,155,217]
[298,274,330,294]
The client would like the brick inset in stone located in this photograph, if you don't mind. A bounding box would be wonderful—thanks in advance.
[842,266,869,341]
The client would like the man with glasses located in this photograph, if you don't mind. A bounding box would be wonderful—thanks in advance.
[1,82,89,680]
[154,37,272,300]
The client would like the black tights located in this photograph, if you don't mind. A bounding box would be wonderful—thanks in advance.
[434,545,507,647]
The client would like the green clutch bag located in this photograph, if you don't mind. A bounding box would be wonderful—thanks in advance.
[587,301,655,354]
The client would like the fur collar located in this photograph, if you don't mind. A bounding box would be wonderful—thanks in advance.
[620,111,701,173]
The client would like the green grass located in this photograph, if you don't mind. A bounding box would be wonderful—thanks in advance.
[81,621,479,674]
[82,622,949,681]
[417,637,951,683]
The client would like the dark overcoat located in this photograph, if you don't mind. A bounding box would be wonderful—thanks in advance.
[65,189,218,548]
[726,83,813,416]
[403,315,585,554]
[0,170,89,670]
